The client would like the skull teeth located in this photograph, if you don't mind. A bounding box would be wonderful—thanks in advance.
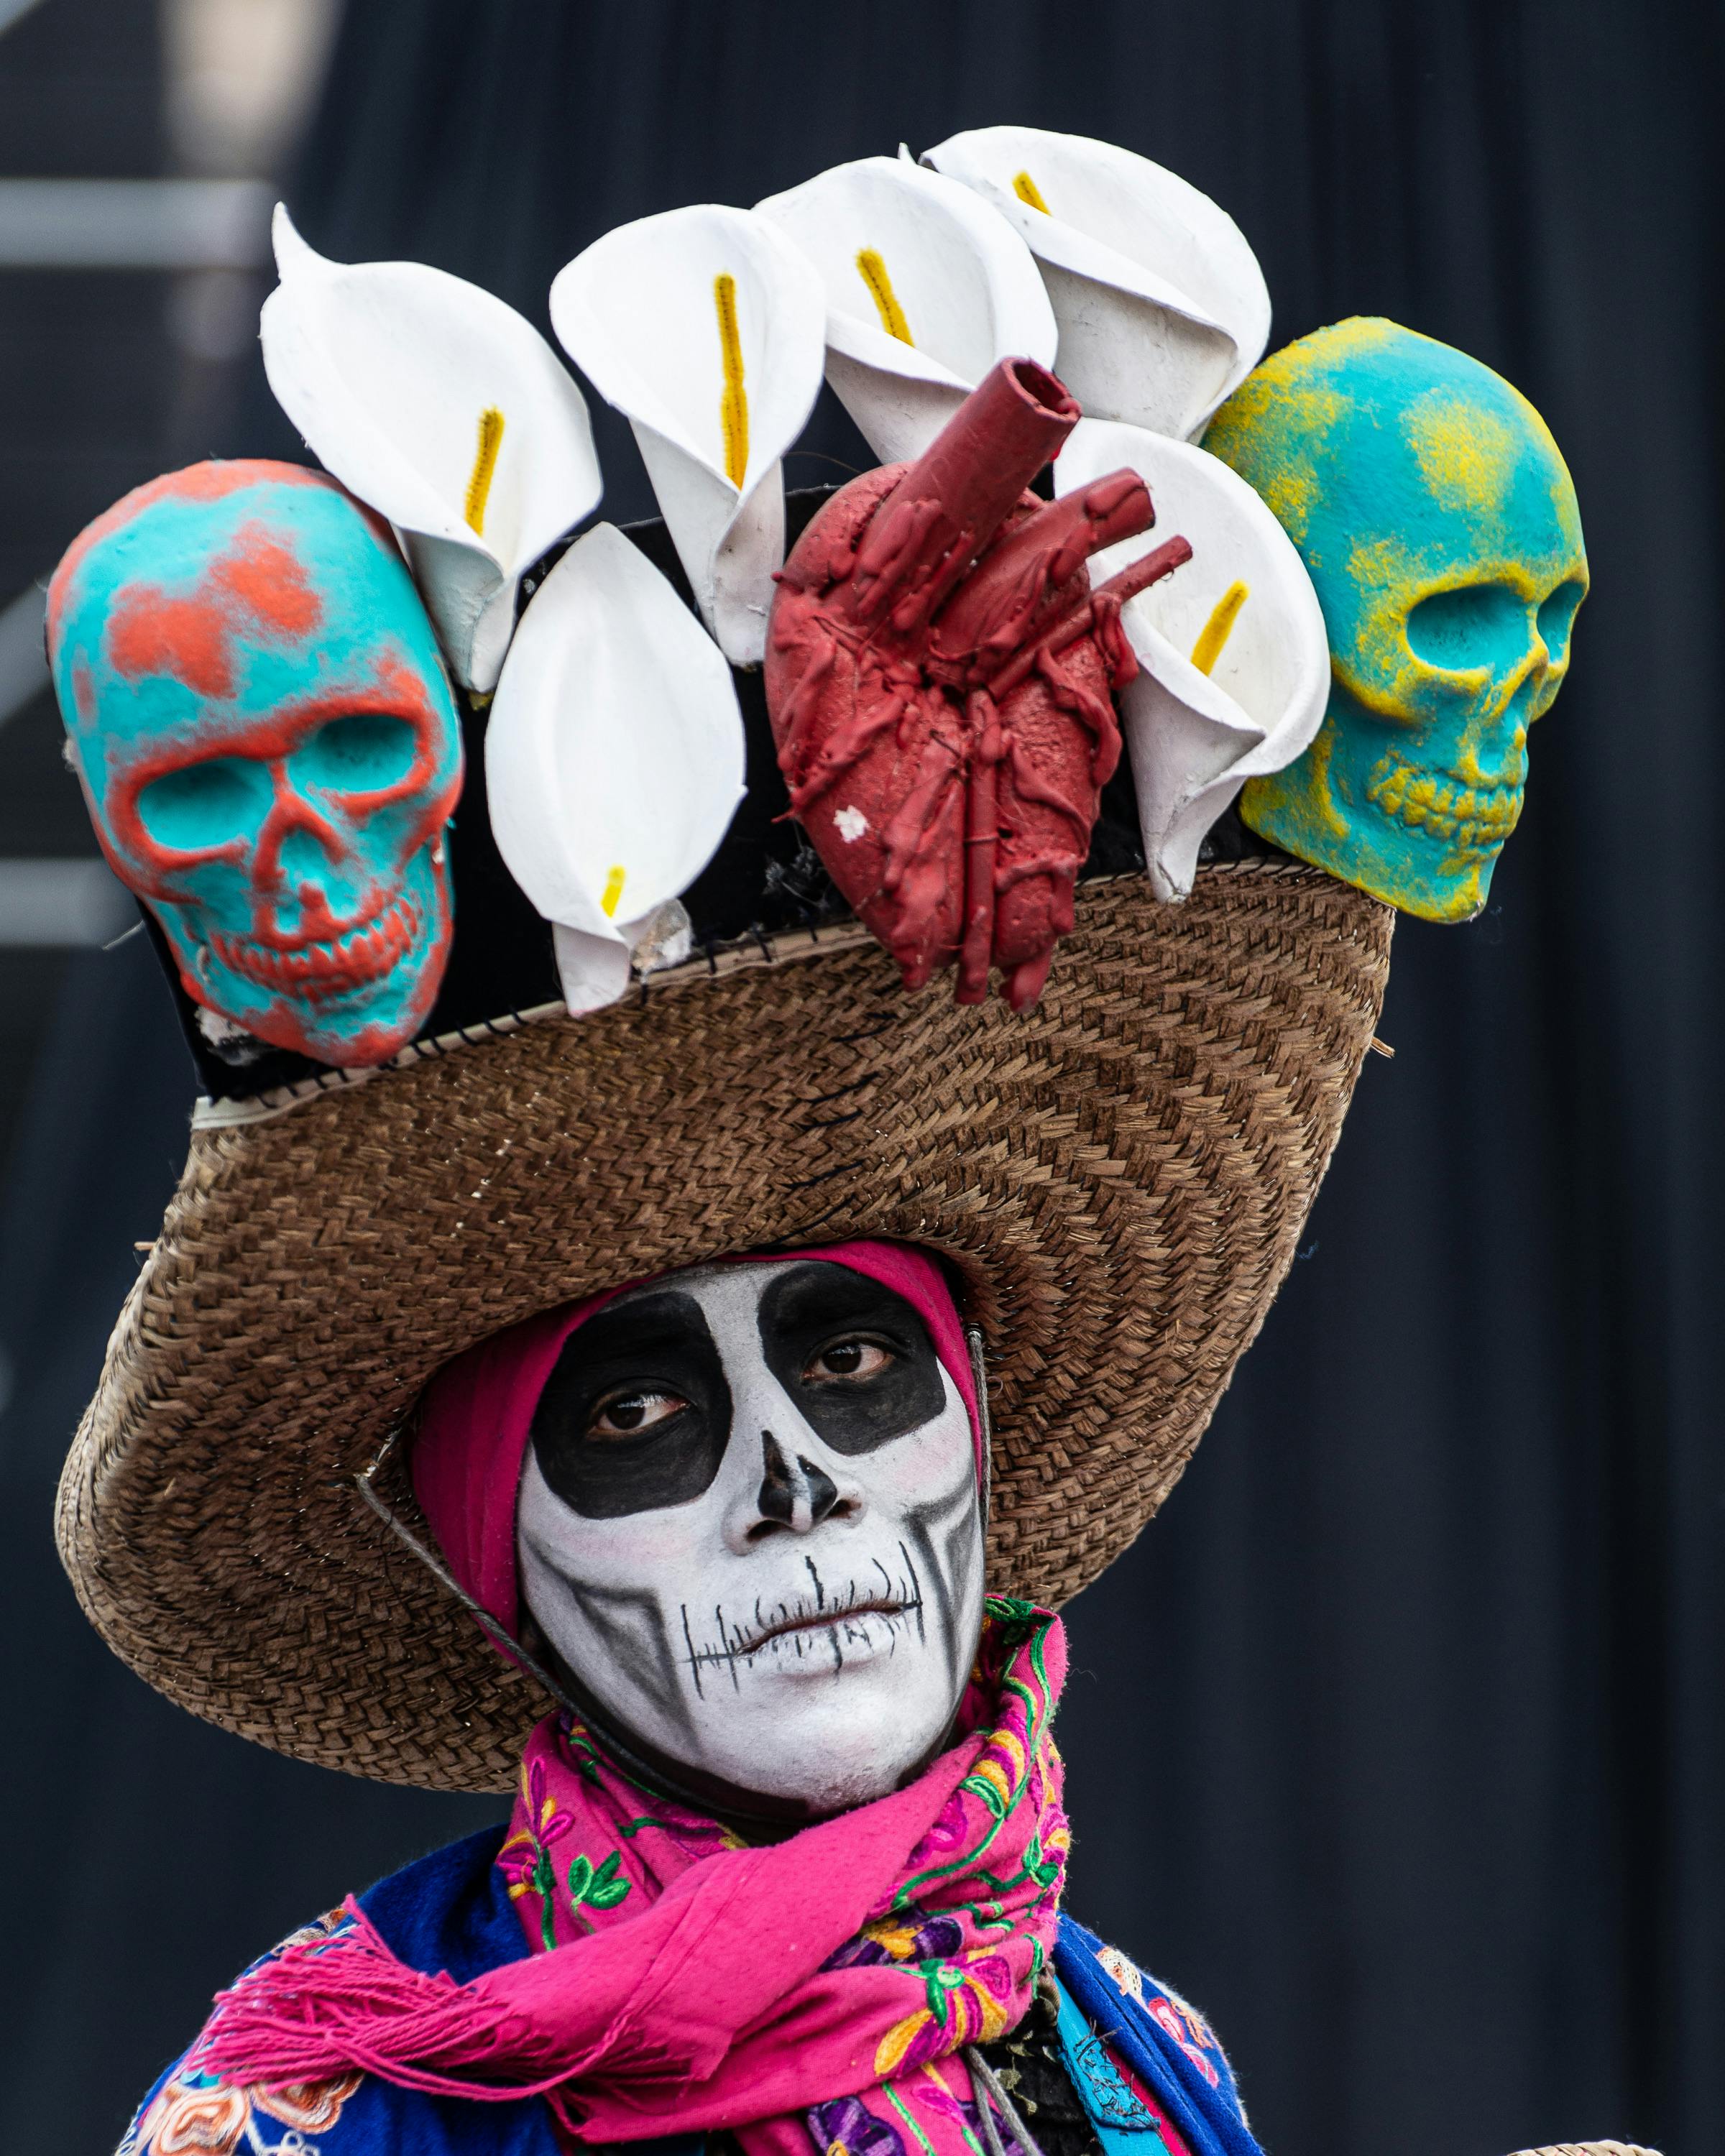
[1365,759,1524,853]
[211,893,419,1000]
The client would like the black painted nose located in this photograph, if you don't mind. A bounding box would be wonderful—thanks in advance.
[755,1429,840,1534]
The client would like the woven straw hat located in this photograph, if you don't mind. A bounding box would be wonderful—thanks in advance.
[58,860,1389,1793]
[1509,2145,1661,2155]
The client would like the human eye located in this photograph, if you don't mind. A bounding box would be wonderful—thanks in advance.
[585,1386,690,1439]
[804,1335,897,1385]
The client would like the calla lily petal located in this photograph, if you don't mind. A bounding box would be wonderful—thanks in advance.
[549,206,825,665]
[1057,417,1328,899]
[755,152,1056,464]
[260,206,602,694]
[549,922,635,1017]
[923,127,1271,441]
[551,903,696,1017]
[485,522,745,1011]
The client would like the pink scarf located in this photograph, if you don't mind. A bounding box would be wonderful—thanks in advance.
[190,1603,1070,2156]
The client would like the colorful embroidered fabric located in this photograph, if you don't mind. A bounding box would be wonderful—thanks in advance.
[116,1833,1254,2156]
[494,1601,1067,2156]
[1054,1922,1259,2156]
[183,1603,1068,2152]
[125,2056,365,2156]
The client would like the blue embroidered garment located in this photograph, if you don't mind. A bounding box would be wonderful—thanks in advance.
[120,1830,1260,2156]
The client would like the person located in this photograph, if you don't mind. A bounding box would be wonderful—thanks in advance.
[47,128,1616,2156]
[53,431,1390,2147]
[120,1241,1274,2156]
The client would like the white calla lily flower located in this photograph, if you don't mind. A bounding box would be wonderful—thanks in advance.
[1057,418,1328,900]
[923,126,1271,442]
[549,206,825,665]
[485,521,745,1013]
[754,152,1056,464]
[259,206,602,694]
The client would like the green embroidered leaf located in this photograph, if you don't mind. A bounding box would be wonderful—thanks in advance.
[584,1850,631,1909]
[564,1848,632,1912]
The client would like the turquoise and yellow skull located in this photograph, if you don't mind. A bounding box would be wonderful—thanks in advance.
[1203,318,1587,921]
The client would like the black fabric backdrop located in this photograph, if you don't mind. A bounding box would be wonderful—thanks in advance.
[1,5,1719,2152]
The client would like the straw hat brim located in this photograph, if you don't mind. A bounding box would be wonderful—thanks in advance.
[57,863,1391,1793]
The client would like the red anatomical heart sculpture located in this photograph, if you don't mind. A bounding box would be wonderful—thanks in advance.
[766,359,1191,1010]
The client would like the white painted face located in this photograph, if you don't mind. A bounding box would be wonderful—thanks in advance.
[516,1259,985,1818]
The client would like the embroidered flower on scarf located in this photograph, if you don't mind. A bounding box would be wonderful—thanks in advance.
[808,2091,908,2156]
[500,1755,585,1948]
[500,1760,572,1881]
[126,2068,363,2156]
[871,1950,1017,2077]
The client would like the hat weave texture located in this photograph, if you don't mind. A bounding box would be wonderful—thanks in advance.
[58,862,1390,1792]
[1506,2145,1661,2155]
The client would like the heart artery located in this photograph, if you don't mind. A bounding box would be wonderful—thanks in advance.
[766,359,1192,1009]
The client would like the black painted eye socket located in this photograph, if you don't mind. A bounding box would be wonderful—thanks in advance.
[758,1264,947,1455]
[532,1290,731,1518]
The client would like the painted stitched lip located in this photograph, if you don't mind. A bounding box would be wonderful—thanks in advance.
[1365,757,1523,854]
[211,893,418,997]
[741,1595,914,1655]
[682,1577,924,1678]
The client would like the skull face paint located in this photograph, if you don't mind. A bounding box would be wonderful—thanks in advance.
[47,461,463,1065]
[1204,319,1588,921]
[516,1261,985,1818]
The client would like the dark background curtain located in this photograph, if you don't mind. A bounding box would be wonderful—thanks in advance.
[1,4,1719,2153]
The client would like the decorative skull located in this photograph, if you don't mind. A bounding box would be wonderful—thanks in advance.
[1203,318,1588,921]
[48,461,463,1065]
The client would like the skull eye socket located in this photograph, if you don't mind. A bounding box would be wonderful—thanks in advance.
[1405,582,1530,673]
[1536,579,1585,665]
[136,756,272,852]
[290,712,420,796]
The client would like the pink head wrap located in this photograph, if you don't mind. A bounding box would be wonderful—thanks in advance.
[411,1240,979,1640]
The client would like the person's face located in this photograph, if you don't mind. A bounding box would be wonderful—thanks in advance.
[515,1259,985,1817]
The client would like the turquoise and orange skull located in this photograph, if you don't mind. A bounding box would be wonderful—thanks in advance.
[47,461,463,1065]
[1205,319,1588,921]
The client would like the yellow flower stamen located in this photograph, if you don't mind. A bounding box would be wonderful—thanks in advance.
[1012,170,1052,214]
[855,248,914,345]
[464,406,505,535]
[714,272,749,488]
[1191,581,1249,675]
[601,865,627,918]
